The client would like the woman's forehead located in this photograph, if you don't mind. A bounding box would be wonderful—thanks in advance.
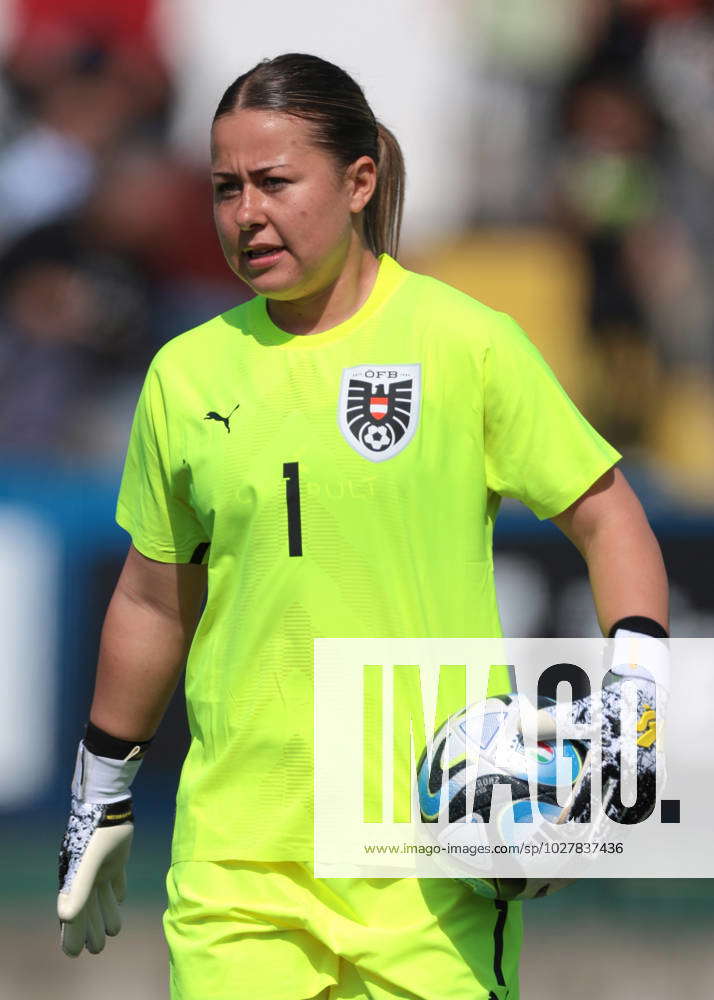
[211,110,316,164]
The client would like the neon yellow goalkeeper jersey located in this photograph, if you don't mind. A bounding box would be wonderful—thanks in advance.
[116,254,620,862]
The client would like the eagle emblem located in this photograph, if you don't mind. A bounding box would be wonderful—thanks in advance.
[338,364,421,461]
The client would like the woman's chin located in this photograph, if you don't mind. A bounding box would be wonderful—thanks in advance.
[237,261,302,298]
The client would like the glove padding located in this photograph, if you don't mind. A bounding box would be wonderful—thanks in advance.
[57,796,133,956]
[552,672,663,827]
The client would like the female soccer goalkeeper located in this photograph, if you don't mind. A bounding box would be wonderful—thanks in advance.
[57,53,668,1000]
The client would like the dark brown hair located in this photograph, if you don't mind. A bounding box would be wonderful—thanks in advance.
[213,53,405,258]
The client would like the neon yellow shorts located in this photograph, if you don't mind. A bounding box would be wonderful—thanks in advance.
[164,861,521,1000]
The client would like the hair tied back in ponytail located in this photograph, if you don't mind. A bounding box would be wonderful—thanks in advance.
[366,121,405,259]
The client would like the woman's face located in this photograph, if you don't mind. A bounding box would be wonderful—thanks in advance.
[211,109,372,300]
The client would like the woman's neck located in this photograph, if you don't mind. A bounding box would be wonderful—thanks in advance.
[267,243,380,336]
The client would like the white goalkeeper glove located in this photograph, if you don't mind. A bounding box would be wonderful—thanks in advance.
[550,616,670,827]
[57,724,150,956]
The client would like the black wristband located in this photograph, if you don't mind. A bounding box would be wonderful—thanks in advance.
[607,616,669,640]
[84,721,153,760]
[98,798,135,827]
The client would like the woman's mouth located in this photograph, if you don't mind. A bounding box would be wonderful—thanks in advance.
[243,246,285,268]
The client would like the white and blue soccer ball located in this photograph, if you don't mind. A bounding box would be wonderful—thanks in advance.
[417,695,586,901]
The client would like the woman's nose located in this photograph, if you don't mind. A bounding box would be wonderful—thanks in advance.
[235,186,266,230]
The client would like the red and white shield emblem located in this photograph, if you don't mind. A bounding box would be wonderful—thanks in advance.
[369,396,388,420]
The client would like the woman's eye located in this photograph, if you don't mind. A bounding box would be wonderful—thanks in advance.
[215,181,239,197]
[263,177,287,189]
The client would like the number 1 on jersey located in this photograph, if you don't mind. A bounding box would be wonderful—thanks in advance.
[283,462,303,557]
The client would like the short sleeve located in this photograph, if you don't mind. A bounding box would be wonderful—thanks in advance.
[116,364,209,563]
[483,314,621,520]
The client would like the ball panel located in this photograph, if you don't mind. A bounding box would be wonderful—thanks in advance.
[416,695,585,901]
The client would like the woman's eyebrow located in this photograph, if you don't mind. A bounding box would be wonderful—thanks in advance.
[211,162,291,178]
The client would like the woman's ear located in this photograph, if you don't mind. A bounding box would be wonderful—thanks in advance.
[347,156,378,213]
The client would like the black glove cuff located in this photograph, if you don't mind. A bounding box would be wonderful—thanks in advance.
[84,721,153,760]
[607,616,669,640]
[99,798,135,827]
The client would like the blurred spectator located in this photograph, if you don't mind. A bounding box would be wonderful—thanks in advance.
[0,5,244,467]
[0,86,97,247]
[0,30,172,248]
[0,220,151,462]
[4,0,168,110]
[643,1,714,243]
[0,136,243,464]
[545,1,714,496]
[87,147,217,281]
[551,68,665,446]
[463,0,614,221]
[553,71,662,340]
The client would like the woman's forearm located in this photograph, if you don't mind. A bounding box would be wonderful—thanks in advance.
[553,469,669,636]
[89,590,191,741]
[582,507,669,636]
[88,546,207,742]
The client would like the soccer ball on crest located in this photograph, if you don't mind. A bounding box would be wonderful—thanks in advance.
[362,423,392,451]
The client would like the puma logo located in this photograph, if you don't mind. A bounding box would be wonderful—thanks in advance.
[204,403,240,433]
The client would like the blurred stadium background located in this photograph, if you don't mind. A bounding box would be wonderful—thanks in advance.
[1,1,713,997]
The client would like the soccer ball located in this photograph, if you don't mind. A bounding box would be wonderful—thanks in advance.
[416,694,587,901]
[362,423,392,451]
